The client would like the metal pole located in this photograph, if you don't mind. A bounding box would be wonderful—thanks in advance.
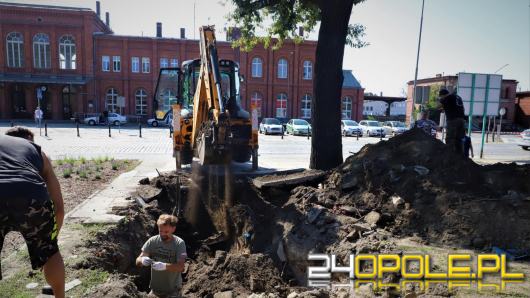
[108,123,111,137]
[411,0,425,123]
[44,121,48,137]
[139,123,142,138]
[10,121,13,127]
[492,116,496,142]
[479,75,491,158]
[467,75,476,136]
[77,123,80,137]
[498,113,503,141]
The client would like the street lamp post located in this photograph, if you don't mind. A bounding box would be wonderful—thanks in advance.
[411,0,425,123]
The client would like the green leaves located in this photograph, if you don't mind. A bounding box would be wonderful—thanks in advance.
[228,0,368,51]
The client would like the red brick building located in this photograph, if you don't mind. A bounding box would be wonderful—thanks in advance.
[0,2,364,121]
[515,91,530,128]
[405,75,518,125]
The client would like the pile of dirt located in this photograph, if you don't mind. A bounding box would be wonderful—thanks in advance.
[183,250,288,297]
[85,274,142,298]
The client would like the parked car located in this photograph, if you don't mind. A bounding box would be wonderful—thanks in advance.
[383,121,407,136]
[84,113,127,126]
[341,120,362,137]
[518,129,530,150]
[359,120,385,137]
[286,119,312,136]
[259,118,283,135]
[148,112,173,127]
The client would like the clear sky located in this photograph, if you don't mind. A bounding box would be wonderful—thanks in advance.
[5,0,530,96]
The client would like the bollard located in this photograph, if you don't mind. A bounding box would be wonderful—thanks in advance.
[281,127,284,139]
[45,121,48,137]
[76,123,80,137]
[169,127,172,138]
[139,123,142,138]
[108,123,111,137]
[380,130,383,141]
[307,127,310,140]
[10,121,14,127]
[356,131,359,141]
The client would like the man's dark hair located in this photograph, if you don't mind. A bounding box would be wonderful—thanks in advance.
[439,88,450,96]
[6,126,34,141]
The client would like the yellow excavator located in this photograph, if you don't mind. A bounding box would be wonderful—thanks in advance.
[153,26,258,170]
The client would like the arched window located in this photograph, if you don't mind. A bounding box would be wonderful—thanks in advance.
[158,89,176,112]
[277,58,288,79]
[276,93,288,118]
[301,94,311,119]
[303,60,312,80]
[33,33,50,69]
[342,97,352,119]
[6,32,24,68]
[250,92,263,117]
[106,88,118,112]
[59,35,76,69]
[135,89,148,115]
[251,57,262,78]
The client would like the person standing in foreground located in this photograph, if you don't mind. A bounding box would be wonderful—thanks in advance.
[0,131,65,298]
[438,88,466,154]
[136,214,187,298]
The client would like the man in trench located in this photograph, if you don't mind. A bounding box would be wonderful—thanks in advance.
[136,214,187,298]
[0,126,66,297]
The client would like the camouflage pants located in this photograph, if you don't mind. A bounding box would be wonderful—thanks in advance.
[0,198,59,280]
[446,118,466,155]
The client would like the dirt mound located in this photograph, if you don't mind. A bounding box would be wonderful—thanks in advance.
[317,128,530,249]
[183,250,288,297]
[85,274,142,298]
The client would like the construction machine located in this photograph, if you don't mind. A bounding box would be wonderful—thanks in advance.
[153,25,259,170]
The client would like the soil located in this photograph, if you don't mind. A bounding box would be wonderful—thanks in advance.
[57,129,530,297]
[0,158,137,259]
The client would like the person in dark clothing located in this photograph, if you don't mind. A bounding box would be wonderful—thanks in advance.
[5,126,35,142]
[462,130,474,158]
[439,88,466,154]
[0,133,65,298]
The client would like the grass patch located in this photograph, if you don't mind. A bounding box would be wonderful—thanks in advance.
[0,269,45,298]
[62,167,72,178]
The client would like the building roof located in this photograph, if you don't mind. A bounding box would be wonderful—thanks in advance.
[343,70,362,89]
[407,75,518,85]
[0,2,92,12]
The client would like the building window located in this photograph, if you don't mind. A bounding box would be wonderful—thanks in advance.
[342,96,352,119]
[33,33,50,69]
[170,58,179,68]
[106,88,118,112]
[113,56,121,72]
[160,57,168,68]
[250,92,262,117]
[277,58,288,79]
[135,88,148,115]
[251,57,262,78]
[6,32,24,68]
[276,93,288,118]
[301,94,311,119]
[59,35,76,69]
[303,60,312,80]
[102,56,110,71]
[142,57,150,73]
[131,57,139,73]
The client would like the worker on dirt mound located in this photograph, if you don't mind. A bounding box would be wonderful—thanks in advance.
[0,127,66,298]
[438,88,466,154]
[413,110,438,137]
[136,214,187,298]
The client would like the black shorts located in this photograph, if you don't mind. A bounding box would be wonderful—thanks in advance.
[0,198,59,280]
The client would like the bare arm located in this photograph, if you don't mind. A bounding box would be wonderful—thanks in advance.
[40,151,64,233]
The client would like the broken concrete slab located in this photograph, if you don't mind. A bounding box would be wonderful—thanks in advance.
[213,290,234,298]
[253,169,326,189]
[65,278,82,292]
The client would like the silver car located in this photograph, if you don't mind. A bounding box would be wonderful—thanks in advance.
[518,129,530,150]
[359,120,385,137]
[259,118,283,135]
[341,120,362,136]
[383,121,407,136]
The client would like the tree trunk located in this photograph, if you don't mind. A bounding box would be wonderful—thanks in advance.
[310,0,354,170]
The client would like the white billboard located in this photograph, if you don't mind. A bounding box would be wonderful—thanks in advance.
[457,72,502,116]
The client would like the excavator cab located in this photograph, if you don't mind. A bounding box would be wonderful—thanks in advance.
[153,68,181,121]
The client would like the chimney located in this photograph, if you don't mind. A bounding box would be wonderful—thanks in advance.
[105,12,110,27]
[156,22,162,38]
[298,26,304,36]
[180,28,186,39]
[96,1,101,18]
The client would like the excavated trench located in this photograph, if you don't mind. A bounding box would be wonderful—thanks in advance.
[75,165,306,297]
